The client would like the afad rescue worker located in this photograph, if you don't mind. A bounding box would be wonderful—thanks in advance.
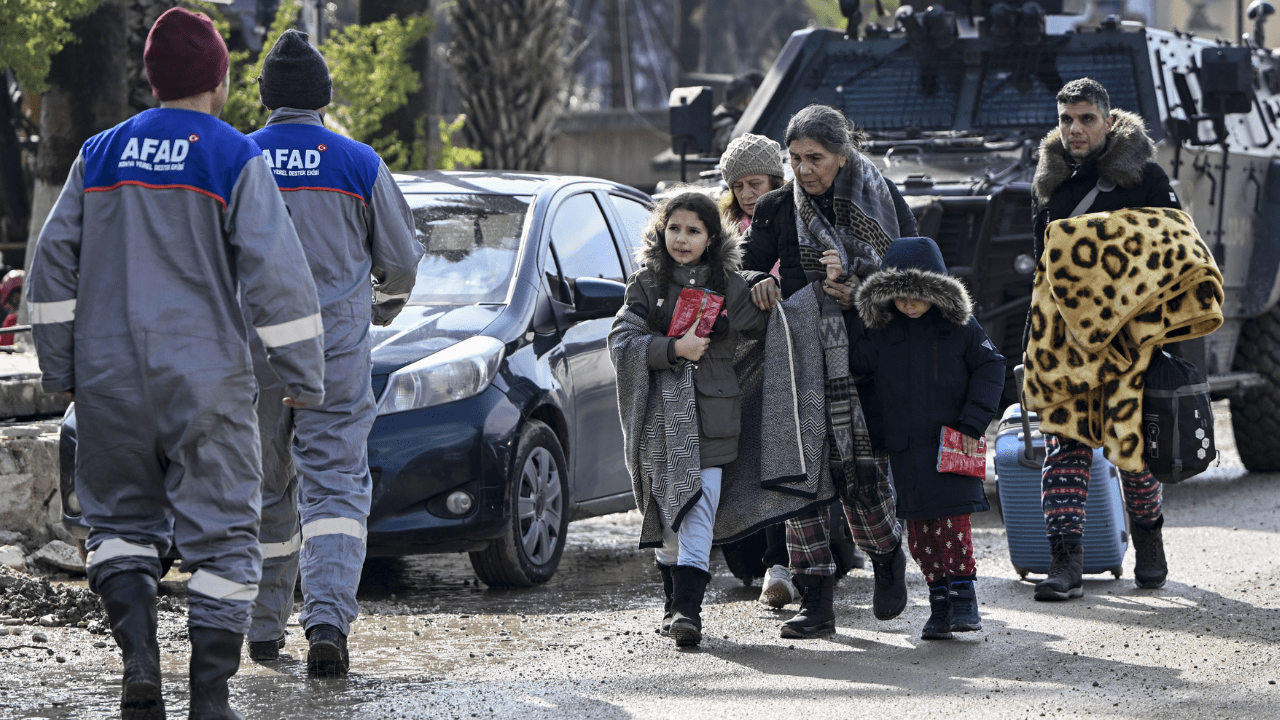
[245,30,422,677]
[27,8,325,720]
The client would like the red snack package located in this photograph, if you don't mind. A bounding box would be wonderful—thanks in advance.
[666,287,725,338]
[936,426,987,479]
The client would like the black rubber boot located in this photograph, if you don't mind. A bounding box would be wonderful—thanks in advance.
[306,624,350,677]
[1034,537,1084,601]
[246,636,285,662]
[780,573,836,639]
[668,565,711,647]
[99,571,166,720]
[869,541,908,620]
[948,579,983,632]
[188,627,245,720]
[656,561,675,635]
[1131,515,1168,589]
[920,584,953,640]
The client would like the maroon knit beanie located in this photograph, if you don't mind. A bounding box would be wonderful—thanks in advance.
[144,8,230,102]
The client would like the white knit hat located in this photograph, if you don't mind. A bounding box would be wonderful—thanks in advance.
[720,133,785,186]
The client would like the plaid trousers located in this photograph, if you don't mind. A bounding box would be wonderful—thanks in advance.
[786,455,901,577]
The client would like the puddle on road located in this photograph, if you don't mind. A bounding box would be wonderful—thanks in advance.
[355,512,658,616]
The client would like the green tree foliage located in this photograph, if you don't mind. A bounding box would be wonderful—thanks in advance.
[448,0,569,170]
[434,115,483,170]
[325,13,433,171]
[0,0,101,93]
[214,0,299,134]
[199,1,475,171]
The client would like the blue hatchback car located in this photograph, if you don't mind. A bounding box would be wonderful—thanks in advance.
[362,170,654,585]
[61,170,653,587]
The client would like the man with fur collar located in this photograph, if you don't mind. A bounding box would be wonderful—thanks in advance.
[1024,78,1180,603]
[1030,77,1180,262]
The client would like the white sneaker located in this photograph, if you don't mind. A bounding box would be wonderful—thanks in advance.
[759,565,800,608]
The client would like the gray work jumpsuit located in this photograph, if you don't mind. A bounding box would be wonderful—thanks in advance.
[27,107,326,633]
[247,107,421,641]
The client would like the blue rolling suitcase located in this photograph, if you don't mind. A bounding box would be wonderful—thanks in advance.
[994,373,1128,579]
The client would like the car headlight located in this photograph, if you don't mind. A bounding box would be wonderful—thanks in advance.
[376,335,506,415]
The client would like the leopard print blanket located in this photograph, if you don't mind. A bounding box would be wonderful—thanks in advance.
[1023,207,1223,471]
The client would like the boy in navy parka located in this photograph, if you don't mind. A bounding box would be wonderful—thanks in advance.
[826,236,1005,640]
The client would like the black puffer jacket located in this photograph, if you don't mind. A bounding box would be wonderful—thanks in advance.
[849,237,1005,521]
[1025,109,1181,351]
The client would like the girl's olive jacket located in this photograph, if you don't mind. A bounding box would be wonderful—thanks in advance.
[622,252,767,468]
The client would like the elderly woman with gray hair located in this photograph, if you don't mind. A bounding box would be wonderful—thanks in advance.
[742,103,915,639]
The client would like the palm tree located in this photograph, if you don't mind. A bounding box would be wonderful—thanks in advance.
[447,0,572,170]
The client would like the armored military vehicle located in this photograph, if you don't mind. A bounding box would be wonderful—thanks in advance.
[724,0,1280,471]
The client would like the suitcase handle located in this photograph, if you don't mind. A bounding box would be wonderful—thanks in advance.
[1014,364,1046,471]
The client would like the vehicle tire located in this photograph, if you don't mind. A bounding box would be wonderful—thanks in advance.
[469,420,570,588]
[1229,305,1280,471]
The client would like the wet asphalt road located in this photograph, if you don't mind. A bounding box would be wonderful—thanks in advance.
[3,403,1279,719]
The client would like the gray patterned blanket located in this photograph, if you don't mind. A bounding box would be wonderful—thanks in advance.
[609,285,837,548]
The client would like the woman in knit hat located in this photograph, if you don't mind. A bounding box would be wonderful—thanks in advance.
[718,133,785,233]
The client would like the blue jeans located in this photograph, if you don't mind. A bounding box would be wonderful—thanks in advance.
[654,467,722,571]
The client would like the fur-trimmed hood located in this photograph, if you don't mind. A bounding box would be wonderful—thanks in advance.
[636,219,745,277]
[1032,109,1155,205]
[855,236,972,329]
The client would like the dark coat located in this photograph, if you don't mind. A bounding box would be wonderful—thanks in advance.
[1025,110,1181,351]
[623,234,768,468]
[849,237,1006,521]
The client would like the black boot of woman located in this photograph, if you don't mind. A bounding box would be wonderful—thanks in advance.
[668,565,711,647]
[656,562,675,635]
[780,573,836,639]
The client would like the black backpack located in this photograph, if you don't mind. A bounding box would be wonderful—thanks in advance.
[1142,348,1215,483]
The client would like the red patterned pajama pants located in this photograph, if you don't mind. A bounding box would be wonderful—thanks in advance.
[905,514,976,585]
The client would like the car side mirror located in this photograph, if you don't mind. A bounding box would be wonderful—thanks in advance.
[566,277,626,322]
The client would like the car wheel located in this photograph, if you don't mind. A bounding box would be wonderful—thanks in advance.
[469,420,569,587]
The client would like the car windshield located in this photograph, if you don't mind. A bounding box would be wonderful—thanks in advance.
[405,193,531,304]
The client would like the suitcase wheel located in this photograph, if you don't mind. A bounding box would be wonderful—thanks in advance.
[1015,567,1028,579]
[1111,567,1122,579]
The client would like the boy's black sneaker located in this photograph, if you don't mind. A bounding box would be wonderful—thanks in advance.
[1034,538,1084,601]
[948,579,982,632]
[920,584,953,640]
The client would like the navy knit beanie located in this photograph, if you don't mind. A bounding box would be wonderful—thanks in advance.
[258,30,332,110]
[880,236,948,276]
